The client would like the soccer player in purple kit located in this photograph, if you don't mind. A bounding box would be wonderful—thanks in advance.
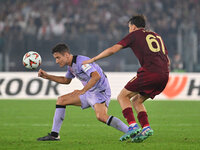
[37,43,128,141]
[83,15,170,142]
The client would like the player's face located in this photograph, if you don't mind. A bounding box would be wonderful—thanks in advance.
[128,23,137,33]
[53,52,71,67]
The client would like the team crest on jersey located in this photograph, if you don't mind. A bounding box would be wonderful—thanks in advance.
[81,64,91,72]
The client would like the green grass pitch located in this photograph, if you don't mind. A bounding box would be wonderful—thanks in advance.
[0,100,200,150]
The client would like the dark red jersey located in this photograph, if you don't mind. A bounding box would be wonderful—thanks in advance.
[117,28,169,73]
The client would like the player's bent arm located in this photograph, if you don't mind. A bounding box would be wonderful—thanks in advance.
[81,71,101,93]
[46,75,72,84]
[38,69,72,84]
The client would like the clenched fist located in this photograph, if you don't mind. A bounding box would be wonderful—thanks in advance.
[38,69,48,79]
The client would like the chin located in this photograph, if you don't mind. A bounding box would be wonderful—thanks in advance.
[58,64,64,67]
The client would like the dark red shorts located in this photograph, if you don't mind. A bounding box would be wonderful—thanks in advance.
[125,70,169,99]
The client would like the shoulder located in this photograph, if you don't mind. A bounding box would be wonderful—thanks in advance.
[81,64,93,72]
[77,55,91,62]
[143,29,159,36]
[123,29,143,39]
[67,65,72,73]
[76,55,92,69]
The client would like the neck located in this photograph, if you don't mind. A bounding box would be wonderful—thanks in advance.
[135,27,143,31]
[69,54,73,66]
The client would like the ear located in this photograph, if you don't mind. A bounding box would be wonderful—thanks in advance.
[64,52,70,57]
[132,24,137,30]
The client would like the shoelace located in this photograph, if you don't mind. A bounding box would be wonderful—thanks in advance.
[128,126,133,131]
[141,127,150,135]
[128,125,138,131]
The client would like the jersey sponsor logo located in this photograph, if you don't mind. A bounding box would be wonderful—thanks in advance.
[81,64,92,72]
[162,76,188,98]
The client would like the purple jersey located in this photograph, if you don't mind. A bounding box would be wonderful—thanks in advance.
[65,55,110,93]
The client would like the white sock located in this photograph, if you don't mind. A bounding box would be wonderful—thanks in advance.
[106,116,128,133]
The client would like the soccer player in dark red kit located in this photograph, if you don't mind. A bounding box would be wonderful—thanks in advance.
[83,15,170,142]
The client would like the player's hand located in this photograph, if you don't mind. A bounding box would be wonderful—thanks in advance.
[82,58,95,65]
[71,90,86,96]
[38,69,48,79]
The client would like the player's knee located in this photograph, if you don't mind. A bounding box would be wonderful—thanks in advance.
[56,96,65,105]
[132,95,138,102]
[132,97,144,107]
[117,93,123,102]
[132,96,140,107]
[132,98,141,105]
[117,93,128,102]
[132,99,137,107]
[96,112,102,121]
[96,112,106,123]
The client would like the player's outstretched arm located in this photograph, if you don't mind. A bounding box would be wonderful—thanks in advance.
[82,44,123,64]
[38,69,72,84]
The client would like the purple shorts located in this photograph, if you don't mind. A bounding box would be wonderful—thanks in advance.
[79,89,111,109]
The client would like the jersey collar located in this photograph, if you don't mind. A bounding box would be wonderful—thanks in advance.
[71,55,77,66]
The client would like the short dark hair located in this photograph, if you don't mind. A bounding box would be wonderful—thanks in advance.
[128,15,146,28]
[52,43,70,54]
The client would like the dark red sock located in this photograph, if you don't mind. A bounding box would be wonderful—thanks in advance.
[122,107,136,125]
[137,111,149,128]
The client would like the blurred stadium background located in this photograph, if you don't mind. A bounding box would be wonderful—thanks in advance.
[0,0,199,72]
[0,1,200,150]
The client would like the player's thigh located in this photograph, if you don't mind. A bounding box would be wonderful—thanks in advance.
[56,93,82,106]
[118,88,138,100]
[117,88,138,110]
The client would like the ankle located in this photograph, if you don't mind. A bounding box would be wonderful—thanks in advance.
[51,132,59,137]
[129,122,137,127]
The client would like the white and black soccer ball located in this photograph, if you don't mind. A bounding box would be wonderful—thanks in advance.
[23,51,42,69]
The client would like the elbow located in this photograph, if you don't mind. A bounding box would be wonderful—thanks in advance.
[63,78,71,84]
[94,74,101,82]
[91,72,101,83]
[109,48,116,55]
[96,75,101,81]
[65,80,71,84]
[109,49,115,55]
[109,44,122,54]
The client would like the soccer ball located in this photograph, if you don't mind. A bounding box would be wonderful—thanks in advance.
[23,51,42,69]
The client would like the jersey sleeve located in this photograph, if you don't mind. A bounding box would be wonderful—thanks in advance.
[81,63,97,77]
[117,32,134,48]
[65,67,75,79]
